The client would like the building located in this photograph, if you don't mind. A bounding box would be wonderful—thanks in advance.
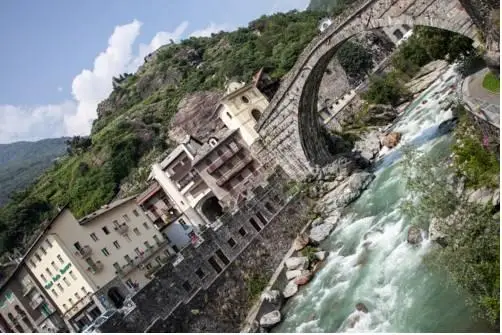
[380,24,413,45]
[0,263,67,333]
[136,181,203,252]
[319,18,333,33]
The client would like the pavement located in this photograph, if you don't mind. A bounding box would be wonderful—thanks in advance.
[461,68,500,128]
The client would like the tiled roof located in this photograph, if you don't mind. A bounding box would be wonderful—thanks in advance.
[192,128,238,165]
[78,196,137,225]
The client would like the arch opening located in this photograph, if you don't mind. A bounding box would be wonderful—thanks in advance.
[251,109,262,122]
[107,287,125,308]
[200,196,224,223]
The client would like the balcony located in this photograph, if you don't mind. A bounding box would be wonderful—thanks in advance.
[75,245,92,258]
[207,147,242,174]
[216,156,253,187]
[29,293,44,309]
[114,223,129,235]
[87,261,104,274]
[22,283,35,296]
[116,240,168,277]
[176,171,197,190]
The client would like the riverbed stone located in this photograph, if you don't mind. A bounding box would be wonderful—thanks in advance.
[292,233,310,251]
[407,226,423,245]
[467,187,494,205]
[259,310,281,328]
[309,223,335,243]
[285,270,303,280]
[381,132,401,148]
[355,303,369,313]
[314,251,327,261]
[283,281,299,298]
[285,257,309,270]
[353,130,382,161]
[327,172,375,209]
[294,271,312,286]
[311,217,324,227]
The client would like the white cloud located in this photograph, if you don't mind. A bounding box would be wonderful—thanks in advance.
[268,0,309,13]
[57,86,63,92]
[189,22,232,38]
[0,101,76,143]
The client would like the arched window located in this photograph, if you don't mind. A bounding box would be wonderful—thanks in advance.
[265,202,275,213]
[393,29,404,40]
[251,109,261,122]
[226,111,233,119]
[241,96,250,104]
[209,138,218,147]
[402,24,411,32]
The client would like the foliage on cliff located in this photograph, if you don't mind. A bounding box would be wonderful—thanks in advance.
[0,9,328,255]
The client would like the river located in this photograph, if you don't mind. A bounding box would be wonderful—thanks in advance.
[273,66,492,333]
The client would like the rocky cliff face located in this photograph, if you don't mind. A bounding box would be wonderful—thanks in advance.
[168,91,225,143]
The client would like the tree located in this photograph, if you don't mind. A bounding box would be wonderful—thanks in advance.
[336,41,373,81]
[362,72,409,106]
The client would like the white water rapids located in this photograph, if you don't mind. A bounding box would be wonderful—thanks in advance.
[273,66,492,333]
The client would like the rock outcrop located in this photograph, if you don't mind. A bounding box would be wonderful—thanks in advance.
[292,233,310,251]
[283,281,299,298]
[325,172,375,208]
[285,257,309,271]
[353,130,382,161]
[406,60,449,95]
[381,132,401,148]
[361,104,399,126]
[259,310,281,328]
[407,226,423,245]
[309,222,336,243]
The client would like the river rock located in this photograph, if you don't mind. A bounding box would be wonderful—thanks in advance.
[353,130,382,161]
[439,98,454,111]
[381,132,401,148]
[327,172,375,208]
[315,251,327,261]
[429,217,448,247]
[283,281,299,298]
[355,303,369,313]
[407,226,423,245]
[285,270,303,280]
[361,104,399,126]
[309,223,335,243]
[437,117,458,135]
[259,310,281,328]
[292,233,310,251]
[467,187,494,205]
[261,290,283,306]
[311,217,324,227]
[294,271,312,286]
[285,257,309,271]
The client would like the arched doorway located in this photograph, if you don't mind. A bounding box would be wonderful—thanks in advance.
[200,196,223,223]
[251,109,262,122]
[107,287,125,308]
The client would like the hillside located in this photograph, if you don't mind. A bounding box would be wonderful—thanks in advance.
[0,138,68,206]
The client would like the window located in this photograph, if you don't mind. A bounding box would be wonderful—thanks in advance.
[113,263,120,272]
[41,274,47,282]
[81,287,87,295]
[132,209,139,217]
[63,277,70,287]
[155,256,162,265]
[178,218,189,230]
[213,170,222,178]
[74,293,80,300]
[238,228,247,236]
[62,304,67,311]
[226,111,232,119]
[29,260,36,268]
[51,261,58,270]
[205,158,212,166]
[216,149,223,156]
[182,281,192,292]
[227,238,236,248]
[125,279,135,289]
[69,271,77,280]
[251,109,261,122]
[57,283,63,293]
[124,255,132,263]
[133,228,141,236]
[153,235,161,245]
[145,263,153,271]
[144,241,151,249]
[68,298,73,306]
[35,253,42,262]
[46,268,52,276]
[57,254,64,264]
[40,246,47,255]
[161,233,171,244]
[249,218,261,232]
[102,226,110,235]
[134,248,141,256]
[101,248,110,257]
[236,174,244,182]
[46,239,52,248]
[90,233,98,242]
[51,289,58,297]
[112,220,119,227]
[195,268,205,279]
[216,249,230,265]
[123,214,130,222]
[241,96,250,103]
[227,161,234,169]
[143,222,150,230]
[237,151,245,159]
[113,241,121,249]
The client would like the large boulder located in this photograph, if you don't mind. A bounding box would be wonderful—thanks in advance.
[285,257,309,270]
[355,303,369,313]
[309,223,336,243]
[261,290,283,308]
[467,187,495,206]
[283,281,299,298]
[292,233,310,251]
[315,251,328,261]
[437,117,458,135]
[407,226,423,245]
[428,217,448,247]
[259,310,281,328]
[381,132,402,148]
[311,217,324,227]
[294,270,312,286]
[353,130,382,161]
[327,172,375,209]
[361,104,399,126]
[285,270,303,280]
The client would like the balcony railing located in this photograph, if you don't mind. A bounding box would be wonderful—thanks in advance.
[74,245,92,258]
[207,147,241,174]
[115,240,168,277]
[29,293,44,309]
[114,223,129,235]
[216,156,253,187]
[87,261,104,274]
[22,283,35,296]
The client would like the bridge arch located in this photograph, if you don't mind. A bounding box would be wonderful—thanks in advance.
[256,0,478,180]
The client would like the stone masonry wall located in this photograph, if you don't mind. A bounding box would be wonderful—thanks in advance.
[98,168,310,333]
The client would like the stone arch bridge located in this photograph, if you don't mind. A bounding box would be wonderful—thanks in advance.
[255,0,479,180]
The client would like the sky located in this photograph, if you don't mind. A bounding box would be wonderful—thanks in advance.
[0,0,309,144]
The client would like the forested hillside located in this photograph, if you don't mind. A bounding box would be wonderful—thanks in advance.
[0,138,68,206]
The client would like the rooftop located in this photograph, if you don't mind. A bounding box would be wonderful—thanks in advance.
[192,128,239,165]
[78,196,137,225]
